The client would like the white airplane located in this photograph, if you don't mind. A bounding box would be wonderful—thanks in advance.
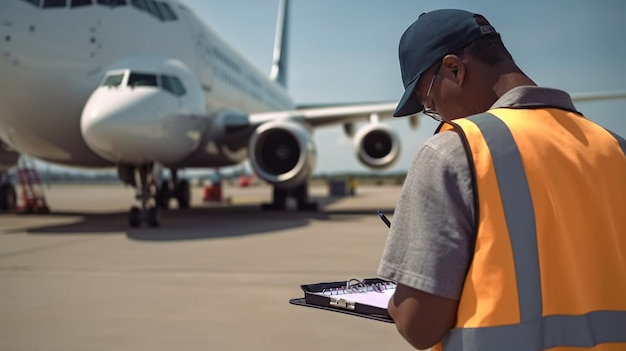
[0,0,624,227]
[0,0,413,226]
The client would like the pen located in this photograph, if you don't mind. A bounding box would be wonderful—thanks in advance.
[377,210,391,228]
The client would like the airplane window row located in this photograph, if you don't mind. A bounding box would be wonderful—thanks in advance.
[208,58,287,109]
[207,47,241,74]
[216,70,244,92]
[100,72,186,97]
[21,0,178,22]
[211,59,288,109]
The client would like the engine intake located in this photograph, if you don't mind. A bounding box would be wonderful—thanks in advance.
[353,123,400,169]
[248,121,316,188]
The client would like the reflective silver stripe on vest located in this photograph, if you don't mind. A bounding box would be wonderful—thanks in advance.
[444,310,626,350]
[469,113,542,322]
[444,113,626,350]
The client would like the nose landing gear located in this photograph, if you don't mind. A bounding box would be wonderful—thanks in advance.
[124,164,161,228]
[118,164,192,228]
[129,204,160,228]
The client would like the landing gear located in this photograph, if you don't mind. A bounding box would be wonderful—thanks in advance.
[155,168,190,210]
[129,206,141,227]
[155,182,170,209]
[118,164,192,228]
[118,164,160,228]
[262,182,317,211]
[132,165,160,228]
[175,179,190,209]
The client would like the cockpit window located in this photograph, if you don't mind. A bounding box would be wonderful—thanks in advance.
[71,0,92,7]
[161,75,186,96]
[130,0,146,11]
[43,0,66,7]
[100,71,185,95]
[128,73,158,87]
[145,0,164,21]
[157,2,177,20]
[100,73,124,87]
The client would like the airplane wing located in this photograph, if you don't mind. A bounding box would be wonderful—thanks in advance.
[245,90,626,128]
[247,101,412,128]
[571,91,626,103]
[223,89,626,193]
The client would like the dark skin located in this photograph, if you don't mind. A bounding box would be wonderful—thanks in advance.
[388,286,459,350]
[416,53,536,122]
[387,53,536,349]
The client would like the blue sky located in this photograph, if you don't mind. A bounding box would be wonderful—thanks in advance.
[179,0,625,174]
[37,0,625,176]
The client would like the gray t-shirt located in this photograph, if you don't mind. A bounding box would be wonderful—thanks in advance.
[377,86,579,300]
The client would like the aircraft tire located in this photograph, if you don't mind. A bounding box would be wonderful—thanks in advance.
[129,206,141,227]
[156,182,170,209]
[147,206,160,227]
[176,180,190,209]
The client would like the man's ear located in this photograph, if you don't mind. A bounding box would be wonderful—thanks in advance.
[442,54,465,87]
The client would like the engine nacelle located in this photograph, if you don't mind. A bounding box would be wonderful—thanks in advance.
[248,121,316,188]
[353,123,400,169]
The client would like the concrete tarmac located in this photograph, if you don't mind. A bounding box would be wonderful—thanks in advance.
[0,183,416,351]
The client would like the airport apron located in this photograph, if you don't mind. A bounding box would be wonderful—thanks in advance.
[432,109,626,351]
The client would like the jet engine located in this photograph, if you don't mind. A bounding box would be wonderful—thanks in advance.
[248,121,316,188]
[353,123,400,169]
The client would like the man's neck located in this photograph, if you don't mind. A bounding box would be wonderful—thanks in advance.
[492,66,537,99]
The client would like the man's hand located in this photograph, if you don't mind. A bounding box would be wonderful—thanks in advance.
[388,284,459,350]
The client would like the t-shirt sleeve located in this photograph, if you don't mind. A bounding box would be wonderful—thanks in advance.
[377,131,475,300]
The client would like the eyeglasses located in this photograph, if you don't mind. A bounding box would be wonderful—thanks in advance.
[422,63,443,122]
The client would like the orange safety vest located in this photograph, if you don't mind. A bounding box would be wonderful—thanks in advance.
[432,109,626,351]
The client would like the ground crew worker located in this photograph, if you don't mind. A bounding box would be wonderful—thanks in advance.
[378,9,626,350]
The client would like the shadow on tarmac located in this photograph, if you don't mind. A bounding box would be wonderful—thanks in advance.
[14,196,396,242]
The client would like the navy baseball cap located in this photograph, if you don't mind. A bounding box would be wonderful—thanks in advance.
[394,9,497,117]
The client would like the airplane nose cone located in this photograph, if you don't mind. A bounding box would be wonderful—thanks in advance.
[81,87,198,165]
[81,90,149,163]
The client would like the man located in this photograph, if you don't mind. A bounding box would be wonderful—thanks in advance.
[378,9,626,351]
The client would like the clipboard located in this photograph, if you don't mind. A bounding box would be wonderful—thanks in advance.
[289,278,396,323]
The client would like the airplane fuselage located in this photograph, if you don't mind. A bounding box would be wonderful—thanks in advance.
[0,0,294,168]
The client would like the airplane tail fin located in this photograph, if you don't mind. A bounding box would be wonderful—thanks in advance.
[269,0,289,88]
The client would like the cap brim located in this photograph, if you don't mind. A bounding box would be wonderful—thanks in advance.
[393,78,423,117]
